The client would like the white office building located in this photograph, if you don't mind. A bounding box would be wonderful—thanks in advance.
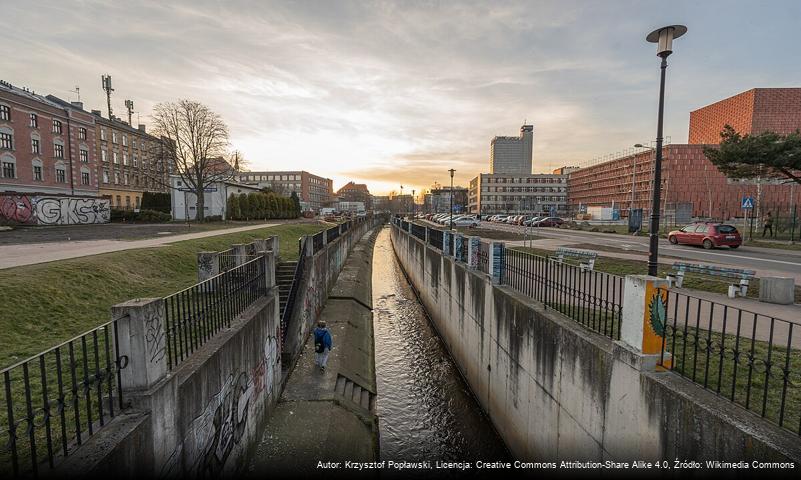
[468,173,568,216]
[490,124,533,175]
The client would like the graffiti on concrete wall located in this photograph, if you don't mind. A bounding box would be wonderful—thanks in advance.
[0,195,35,224]
[185,371,254,478]
[144,310,166,364]
[0,194,110,225]
[251,326,280,398]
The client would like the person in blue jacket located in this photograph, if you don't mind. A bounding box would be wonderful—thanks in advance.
[313,320,333,372]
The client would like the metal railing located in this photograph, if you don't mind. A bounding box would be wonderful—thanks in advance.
[164,256,266,370]
[411,223,426,241]
[503,248,623,340]
[218,248,235,272]
[478,241,490,273]
[281,236,308,345]
[1,322,127,478]
[311,231,324,254]
[429,228,444,251]
[325,225,340,244]
[659,290,801,435]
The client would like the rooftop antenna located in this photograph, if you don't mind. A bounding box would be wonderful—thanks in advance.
[71,86,81,102]
[101,74,114,119]
[124,99,134,125]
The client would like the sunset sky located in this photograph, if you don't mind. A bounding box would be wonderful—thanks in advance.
[2,0,799,195]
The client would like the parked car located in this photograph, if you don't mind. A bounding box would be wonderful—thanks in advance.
[668,223,741,249]
[493,215,509,223]
[523,216,543,226]
[452,217,479,228]
[531,217,564,227]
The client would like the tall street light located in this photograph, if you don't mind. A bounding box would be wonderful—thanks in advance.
[400,184,404,216]
[645,24,687,276]
[412,189,416,218]
[449,168,456,230]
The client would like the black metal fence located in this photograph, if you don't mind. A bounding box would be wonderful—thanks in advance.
[282,236,308,345]
[164,256,266,370]
[411,223,426,241]
[312,231,324,253]
[659,290,801,435]
[218,248,236,272]
[1,322,127,478]
[503,248,623,340]
[478,241,490,273]
[429,228,444,251]
[325,225,340,244]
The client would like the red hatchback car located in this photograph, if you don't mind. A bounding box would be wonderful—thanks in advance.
[668,223,742,249]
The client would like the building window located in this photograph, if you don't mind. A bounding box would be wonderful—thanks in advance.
[0,105,9,121]
[0,132,12,150]
[100,128,106,141]
[55,167,66,183]
[52,119,62,134]
[31,138,40,153]
[29,114,38,128]
[124,173,129,185]
[122,135,127,146]
[112,131,118,144]
[116,195,121,206]
[2,160,15,178]
[103,169,109,183]
[102,149,108,162]
[33,164,42,181]
[54,143,64,158]
[80,149,88,163]
[132,139,137,149]
[125,196,131,208]
[123,153,128,165]
[79,127,87,140]
[113,152,118,164]
[132,154,138,168]
[114,172,120,184]
[135,196,140,209]
[81,171,90,185]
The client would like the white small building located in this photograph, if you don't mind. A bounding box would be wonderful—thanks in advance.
[170,176,261,221]
[339,201,365,213]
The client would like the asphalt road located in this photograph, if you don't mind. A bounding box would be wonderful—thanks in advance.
[480,221,801,281]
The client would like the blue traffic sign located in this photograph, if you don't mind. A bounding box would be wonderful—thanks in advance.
[741,196,754,209]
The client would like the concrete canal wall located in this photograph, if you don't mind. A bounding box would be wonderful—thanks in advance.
[390,223,801,464]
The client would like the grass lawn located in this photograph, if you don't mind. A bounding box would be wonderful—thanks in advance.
[746,239,801,251]
[0,223,324,368]
[511,246,801,303]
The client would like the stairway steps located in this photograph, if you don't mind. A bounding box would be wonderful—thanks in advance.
[334,374,376,413]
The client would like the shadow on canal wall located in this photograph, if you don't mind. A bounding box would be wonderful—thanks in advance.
[390,222,801,463]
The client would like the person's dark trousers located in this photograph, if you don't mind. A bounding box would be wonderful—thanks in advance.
[763,225,773,237]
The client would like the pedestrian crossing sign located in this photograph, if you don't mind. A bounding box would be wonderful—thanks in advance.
[741,196,754,209]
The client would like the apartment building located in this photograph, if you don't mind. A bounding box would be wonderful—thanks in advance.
[93,112,172,210]
[468,173,568,215]
[237,170,333,211]
[0,81,99,196]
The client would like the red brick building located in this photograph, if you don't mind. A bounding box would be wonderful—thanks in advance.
[568,88,801,220]
[335,181,372,210]
[0,80,99,196]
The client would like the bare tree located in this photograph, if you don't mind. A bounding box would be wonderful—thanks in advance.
[150,100,231,220]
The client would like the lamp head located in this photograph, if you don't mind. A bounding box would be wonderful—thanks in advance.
[646,25,687,57]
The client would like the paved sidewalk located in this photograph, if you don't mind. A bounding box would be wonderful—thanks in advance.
[0,223,278,269]
[505,238,801,285]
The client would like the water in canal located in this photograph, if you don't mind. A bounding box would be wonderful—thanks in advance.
[371,227,510,464]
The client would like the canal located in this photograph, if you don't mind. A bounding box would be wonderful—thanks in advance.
[372,227,510,465]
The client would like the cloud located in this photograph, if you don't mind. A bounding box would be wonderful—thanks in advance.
[2,0,800,195]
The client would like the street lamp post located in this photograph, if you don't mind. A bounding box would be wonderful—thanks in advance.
[412,189,416,218]
[449,168,455,230]
[645,25,687,276]
[400,184,404,216]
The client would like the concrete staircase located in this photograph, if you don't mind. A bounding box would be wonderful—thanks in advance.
[276,260,298,318]
[335,373,376,413]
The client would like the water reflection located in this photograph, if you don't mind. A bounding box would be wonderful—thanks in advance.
[372,227,510,464]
